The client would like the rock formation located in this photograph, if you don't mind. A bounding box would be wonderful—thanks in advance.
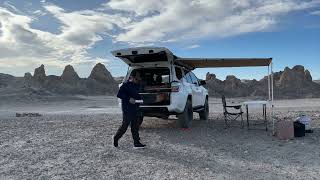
[206,72,216,81]
[86,63,118,95]
[12,63,118,96]
[24,72,32,80]
[60,65,80,84]
[0,73,14,88]
[89,63,115,84]
[279,65,313,88]
[33,64,46,82]
[205,65,320,98]
[1,64,318,98]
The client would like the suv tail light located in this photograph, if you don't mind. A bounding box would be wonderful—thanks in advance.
[171,82,180,92]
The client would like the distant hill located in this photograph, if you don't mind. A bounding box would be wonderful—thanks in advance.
[205,65,320,99]
[1,64,319,99]
[0,63,118,96]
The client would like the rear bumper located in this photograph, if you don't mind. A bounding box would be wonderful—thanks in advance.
[140,107,171,117]
[140,92,170,106]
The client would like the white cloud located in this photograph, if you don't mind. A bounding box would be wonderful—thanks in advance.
[33,10,46,16]
[0,1,319,76]
[185,44,200,49]
[44,5,130,47]
[106,0,164,16]
[106,0,320,44]
[3,1,23,14]
[0,4,130,76]
[310,10,320,15]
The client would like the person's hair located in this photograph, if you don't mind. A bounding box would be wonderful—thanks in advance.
[128,70,140,82]
[131,70,137,77]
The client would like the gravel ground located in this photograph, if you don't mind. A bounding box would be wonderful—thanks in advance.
[0,97,320,180]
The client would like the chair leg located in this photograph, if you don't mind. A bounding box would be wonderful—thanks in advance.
[240,114,244,129]
[224,114,229,128]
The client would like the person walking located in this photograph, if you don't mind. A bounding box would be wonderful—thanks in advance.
[113,71,146,149]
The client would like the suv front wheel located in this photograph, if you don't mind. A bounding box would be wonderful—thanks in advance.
[178,98,193,128]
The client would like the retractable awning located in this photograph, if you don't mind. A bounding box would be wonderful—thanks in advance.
[176,58,272,69]
[176,56,275,134]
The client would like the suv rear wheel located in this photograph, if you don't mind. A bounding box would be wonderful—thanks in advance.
[178,99,193,128]
[199,98,209,121]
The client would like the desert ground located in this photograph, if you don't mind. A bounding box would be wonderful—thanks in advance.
[0,96,320,180]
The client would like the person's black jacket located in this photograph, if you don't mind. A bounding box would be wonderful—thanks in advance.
[117,81,142,116]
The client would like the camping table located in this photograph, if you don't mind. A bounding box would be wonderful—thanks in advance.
[242,101,268,131]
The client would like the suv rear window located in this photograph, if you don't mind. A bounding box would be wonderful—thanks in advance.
[183,70,193,84]
[189,72,198,85]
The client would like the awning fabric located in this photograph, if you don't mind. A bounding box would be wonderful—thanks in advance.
[176,58,272,69]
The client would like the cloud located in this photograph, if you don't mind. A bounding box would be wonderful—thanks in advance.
[3,1,23,14]
[33,10,47,16]
[44,5,130,47]
[106,0,320,44]
[0,4,130,76]
[0,1,319,76]
[106,0,164,16]
[310,10,320,15]
[185,44,200,49]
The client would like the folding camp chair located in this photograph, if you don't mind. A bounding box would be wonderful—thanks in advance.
[222,95,244,128]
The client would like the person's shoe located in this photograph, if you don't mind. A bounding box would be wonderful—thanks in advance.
[133,142,146,149]
[113,136,118,148]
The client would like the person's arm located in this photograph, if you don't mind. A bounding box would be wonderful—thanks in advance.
[131,90,142,100]
[126,84,142,100]
[117,84,128,100]
[132,85,142,100]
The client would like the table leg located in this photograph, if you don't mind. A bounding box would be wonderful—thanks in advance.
[246,105,249,129]
[264,104,267,131]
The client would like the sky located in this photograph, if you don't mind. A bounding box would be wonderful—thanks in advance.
[0,0,319,80]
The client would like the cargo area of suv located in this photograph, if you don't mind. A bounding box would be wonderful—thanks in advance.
[130,67,171,106]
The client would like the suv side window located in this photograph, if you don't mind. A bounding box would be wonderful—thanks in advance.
[183,70,193,84]
[175,67,183,80]
[190,72,198,86]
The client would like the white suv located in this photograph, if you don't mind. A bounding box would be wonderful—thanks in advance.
[112,47,209,128]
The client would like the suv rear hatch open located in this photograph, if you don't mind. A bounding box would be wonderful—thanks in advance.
[111,47,171,66]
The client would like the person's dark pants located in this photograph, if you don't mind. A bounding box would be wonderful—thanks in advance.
[137,111,144,128]
[114,112,140,144]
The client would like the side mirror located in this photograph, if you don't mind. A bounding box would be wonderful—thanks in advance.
[199,80,206,86]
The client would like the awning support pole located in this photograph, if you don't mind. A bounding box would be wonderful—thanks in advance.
[268,65,271,101]
[271,62,275,135]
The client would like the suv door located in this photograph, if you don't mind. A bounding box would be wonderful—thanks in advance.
[189,72,203,107]
[183,70,200,107]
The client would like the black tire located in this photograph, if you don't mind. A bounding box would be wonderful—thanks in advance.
[178,99,193,128]
[199,98,209,121]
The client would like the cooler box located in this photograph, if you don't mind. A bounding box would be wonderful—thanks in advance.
[275,121,294,140]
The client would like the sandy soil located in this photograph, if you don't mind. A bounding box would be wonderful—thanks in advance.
[0,96,320,180]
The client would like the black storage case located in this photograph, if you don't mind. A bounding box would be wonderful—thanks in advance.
[294,121,305,137]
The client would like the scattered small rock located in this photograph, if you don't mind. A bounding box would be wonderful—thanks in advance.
[16,113,42,117]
